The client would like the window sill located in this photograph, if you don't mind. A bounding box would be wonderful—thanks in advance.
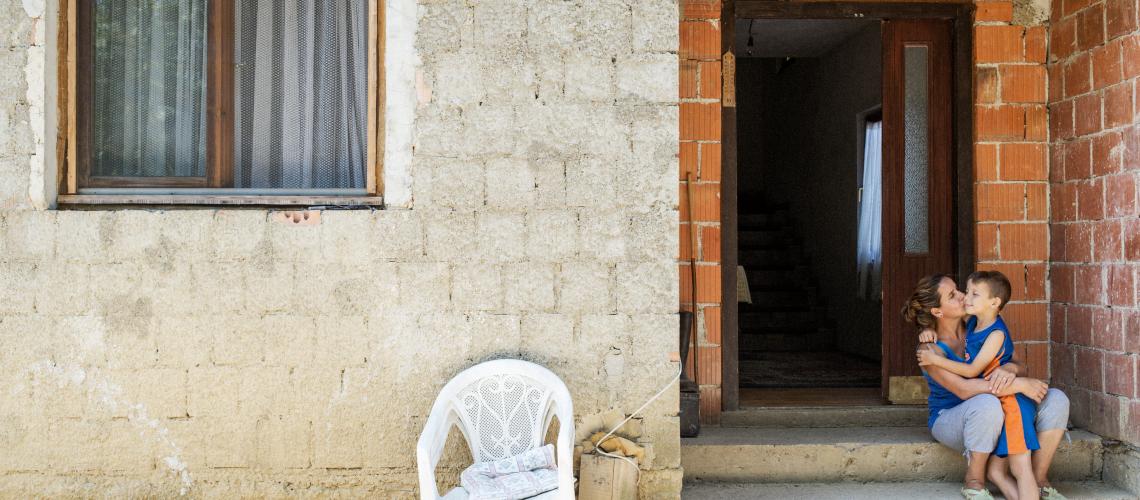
[57,194,385,208]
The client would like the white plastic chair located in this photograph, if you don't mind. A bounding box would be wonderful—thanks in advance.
[416,359,575,500]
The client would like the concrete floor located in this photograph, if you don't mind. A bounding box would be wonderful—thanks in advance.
[681,481,1138,499]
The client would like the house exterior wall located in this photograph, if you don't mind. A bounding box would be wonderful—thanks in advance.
[0,0,683,497]
[1047,0,1140,449]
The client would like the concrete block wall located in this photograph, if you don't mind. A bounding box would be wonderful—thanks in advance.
[0,0,683,497]
[1047,0,1140,446]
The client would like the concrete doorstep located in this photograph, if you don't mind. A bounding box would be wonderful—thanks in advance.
[681,427,1103,483]
[719,405,929,428]
[681,481,1139,499]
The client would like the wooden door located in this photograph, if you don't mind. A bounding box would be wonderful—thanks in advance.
[881,19,955,401]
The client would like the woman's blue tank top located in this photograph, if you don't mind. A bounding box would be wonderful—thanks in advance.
[923,340,966,428]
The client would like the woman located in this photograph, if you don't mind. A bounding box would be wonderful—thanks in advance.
[904,274,1070,500]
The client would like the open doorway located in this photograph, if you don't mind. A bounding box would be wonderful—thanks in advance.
[726,11,965,407]
[735,19,885,405]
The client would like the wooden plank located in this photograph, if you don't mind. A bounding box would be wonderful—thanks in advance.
[85,176,209,188]
[207,0,234,188]
[74,0,91,189]
[720,0,740,414]
[376,0,386,196]
[58,195,385,207]
[59,0,75,195]
[366,0,380,195]
[954,10,976,282]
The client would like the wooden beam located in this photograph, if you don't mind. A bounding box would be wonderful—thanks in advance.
[954,8,976,281]
[720,0,740,413]
[737,1,967,19]
[207,0,235,188]
[367,0,385,196]
[58,194,384,207]
[65,0,77,194]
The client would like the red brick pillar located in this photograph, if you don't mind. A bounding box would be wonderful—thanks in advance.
[973,4,1052,378]
[1048,0,1140,442]
[680,0,724,424]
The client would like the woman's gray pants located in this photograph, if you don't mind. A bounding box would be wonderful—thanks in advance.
[931,388,1070,454]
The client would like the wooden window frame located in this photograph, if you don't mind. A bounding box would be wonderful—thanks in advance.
[57,0,385,206]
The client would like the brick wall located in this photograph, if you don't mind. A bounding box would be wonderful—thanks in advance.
[1048,0,1140,445]
[679,0,724,424]
[974,4,1053,380]
[680,0,1055,420]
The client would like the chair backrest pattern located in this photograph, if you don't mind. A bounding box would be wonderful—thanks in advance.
[454,373,552,463]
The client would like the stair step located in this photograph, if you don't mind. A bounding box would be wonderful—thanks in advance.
[739,326,830,336]
[738,230,787,248]
[740,249,805,267]
[720,406,926,428]
[740,340,834,353]
[747,289,816,307]
[739,310,825,328]
[745,268,807,288]
[740,329,834,352]
[739,213,790,229]
[682,481,1135,499]
[681,427,1103,483]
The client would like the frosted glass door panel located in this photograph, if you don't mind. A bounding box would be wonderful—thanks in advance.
[903,45,929,254]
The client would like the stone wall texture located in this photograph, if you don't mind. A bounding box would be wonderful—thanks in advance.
[0,0,683,497]
[1047,0,1140,446]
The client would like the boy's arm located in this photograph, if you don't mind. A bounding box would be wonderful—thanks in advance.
[1001,353,1028,376]
[922,332,1005,378]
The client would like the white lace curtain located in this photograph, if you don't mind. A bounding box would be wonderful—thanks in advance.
[91,0,368,188]
[233,0,369,189]
[857,120,883,300]
[92,0,208,178]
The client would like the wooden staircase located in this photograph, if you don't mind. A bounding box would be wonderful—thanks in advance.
[737,204,835,356]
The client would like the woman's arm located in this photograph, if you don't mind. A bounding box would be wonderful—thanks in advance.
[920,345,1049,402]
[923,363,998,400]
[918,332,1004,378]
[926,364,1048,402]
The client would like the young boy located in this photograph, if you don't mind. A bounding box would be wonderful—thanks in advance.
[918,271,1040,500]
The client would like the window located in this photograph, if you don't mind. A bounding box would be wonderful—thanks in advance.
[856,112,882,301]
[59,0,384,205]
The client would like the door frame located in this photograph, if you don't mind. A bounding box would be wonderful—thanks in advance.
[720,0,976,410]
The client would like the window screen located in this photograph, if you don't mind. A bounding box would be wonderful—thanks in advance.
[92,0,208,179]
[233,0,369,189]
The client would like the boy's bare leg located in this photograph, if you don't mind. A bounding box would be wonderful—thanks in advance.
[966,451,990,491]
[987,456,1018,500]
[1010,453,1039,500]
[1033,429,1065,488]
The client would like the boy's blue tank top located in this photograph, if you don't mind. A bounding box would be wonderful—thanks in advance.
[964,316,1013,367]
[923,341,966,428]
